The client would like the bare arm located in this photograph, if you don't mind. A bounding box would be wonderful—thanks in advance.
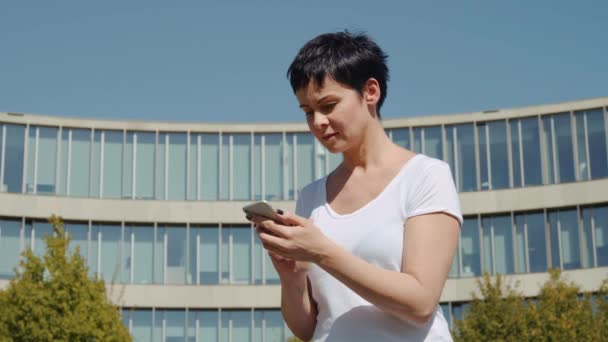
[260,211,460,325]
[279,272,317,341]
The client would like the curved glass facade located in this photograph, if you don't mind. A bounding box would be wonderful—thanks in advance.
[0,99,607,341]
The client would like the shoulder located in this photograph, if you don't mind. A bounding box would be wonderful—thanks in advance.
[408,154,450,174]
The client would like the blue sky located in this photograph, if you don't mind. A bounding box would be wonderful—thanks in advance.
[0,0,606,123]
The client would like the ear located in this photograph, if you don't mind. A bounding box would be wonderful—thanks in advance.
[363,78,381,106]
[363,78,381,118]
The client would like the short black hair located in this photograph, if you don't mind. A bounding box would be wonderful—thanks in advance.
[287,31,389,118]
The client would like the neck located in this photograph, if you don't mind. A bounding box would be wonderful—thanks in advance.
[341,119,395,171]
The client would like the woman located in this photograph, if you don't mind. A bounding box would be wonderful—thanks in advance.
[248,31,462,341]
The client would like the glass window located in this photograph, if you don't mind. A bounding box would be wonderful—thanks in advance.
[454,124,477,192]
[154,309,163,342]
[253,134,263,200]
[26,127,36,193]
[253,227,264,284]
[189,134,198,201]
[492,215,514,274]
[444,126,456,188]
[221,225,251,284]
[156,133,166,200]
[593,206,608,266]
[33,221,53,259]
[65,221,89,264]
[71,129,91,197]
[413,127,422,154]
[135,132,155,200]
[164,225,188,284]
[514,214,526,273]
[541,116,555,184]
[560,209,581,269]
[510,120,522,187]
[488,121,509,189]
[37,127,58,194]
[296,133,315,195]
[193,310,218,342]
[460,217,481,277]
[586,109,608,179]
[124,132,134,199]
[233,134,252,200]
[264,134,283,201]
[526,212,547,273]
[0,125,3,191]
[220,134,230,200]
[553,113,575,182]
[59,129,69,195]
[449,239,460,278]
[91,131,101,198]
[196,226,219,285]
[201,133,219,200]
[255,310,284,342]
[4,124,26,193]
[520,117,542,186]
[286,133,296,200]
[264,248,280,285]
[165,310,186,342]
[440,303,451,330]
[168,133,187,200]
[103,131,124,198]
[221,311,251,342]
[575,112,589,180]
[477,124,489,190]
[424,126,443,160]
[154,225,164,284]
[131,309,153,342]
[131,225,154,284]
[315,140,328,179]
[548,211,560,268]
[581,207,594,268]
[99,223,122,282]
[481,217,493,274]
[0,218,21,278]
[391,128,411,149]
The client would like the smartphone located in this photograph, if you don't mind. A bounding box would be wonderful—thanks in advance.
[242,201,280,222]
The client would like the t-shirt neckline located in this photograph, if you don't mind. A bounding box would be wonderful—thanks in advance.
[323,154,422,219]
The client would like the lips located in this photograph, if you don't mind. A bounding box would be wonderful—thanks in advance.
[323,132,339,140]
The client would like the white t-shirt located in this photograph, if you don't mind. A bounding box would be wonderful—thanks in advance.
[295,154,463,342]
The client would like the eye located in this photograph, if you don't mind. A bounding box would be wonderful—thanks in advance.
[320,103,336,113]
[304,111,314,117]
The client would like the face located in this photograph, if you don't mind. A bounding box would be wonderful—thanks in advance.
[295,77,379,154]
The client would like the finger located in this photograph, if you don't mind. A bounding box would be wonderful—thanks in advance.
[260,219,291,238]
[275,210,308,227]
[268,250,287,261]
[258,231,290,251]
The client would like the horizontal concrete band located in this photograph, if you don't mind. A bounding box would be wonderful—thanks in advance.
[0,179,606,223]
[1,97,606,131]
[2,267,606,307]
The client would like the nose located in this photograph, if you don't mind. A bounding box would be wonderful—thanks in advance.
[311,112,329,131]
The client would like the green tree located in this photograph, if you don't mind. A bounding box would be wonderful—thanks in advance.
[453,273,530,342]
[0,215,131,341]
[596,279,608,340]
[526,269,600,341]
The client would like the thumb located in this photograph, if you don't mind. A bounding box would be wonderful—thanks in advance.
[276,210,308,227]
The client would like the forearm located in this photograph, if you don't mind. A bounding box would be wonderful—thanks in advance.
[280,276,317,341]
[317,245,439,325]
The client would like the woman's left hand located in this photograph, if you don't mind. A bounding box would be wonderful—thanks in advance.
[253,211,334,264]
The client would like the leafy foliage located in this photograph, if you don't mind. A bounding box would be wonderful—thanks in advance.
[453,273,529,341]
[453,269,604,342]
[0,215,131,341]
